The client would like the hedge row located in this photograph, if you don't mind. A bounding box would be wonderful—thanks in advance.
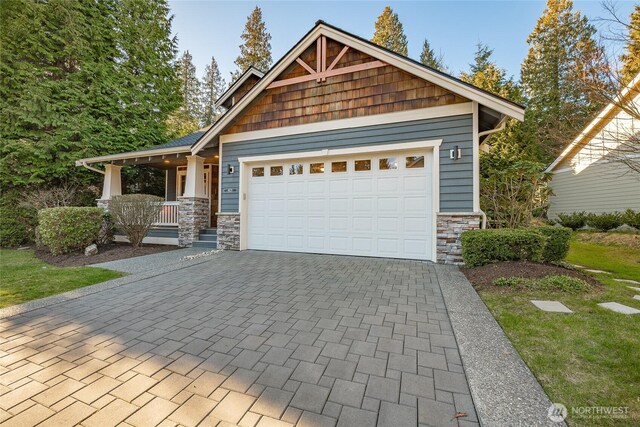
[556,209,640,231]
[38,207,103,255]
[461,226,571,267]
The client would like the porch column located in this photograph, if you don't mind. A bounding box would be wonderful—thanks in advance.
[97,164,122,210]
[178,155,209,247]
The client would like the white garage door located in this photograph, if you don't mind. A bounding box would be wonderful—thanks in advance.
[246,150,434,260]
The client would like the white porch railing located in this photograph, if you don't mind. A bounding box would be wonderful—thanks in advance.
[154,201,179,226]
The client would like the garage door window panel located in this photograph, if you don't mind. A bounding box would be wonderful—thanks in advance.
[289,164,303,175]
[379,157,398,170]
[252,167,265,177]
[270,166,283,176]
[310,163,325,174]
[332,161,347,172]
[406,156,425,168]
[355,160,371,171]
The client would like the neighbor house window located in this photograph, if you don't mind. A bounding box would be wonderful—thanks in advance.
[310,163,325,174]
[289,164,303,175]
[406,156,424,168]
[355,160,371,171]
[379,157,398,170]
[270,166,283,176]
[252,167,264,177]
[331,161,347,172]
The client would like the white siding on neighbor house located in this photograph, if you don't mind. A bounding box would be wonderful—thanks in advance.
[548,159,640,219]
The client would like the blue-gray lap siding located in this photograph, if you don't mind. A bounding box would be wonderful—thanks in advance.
[220,115,474,212]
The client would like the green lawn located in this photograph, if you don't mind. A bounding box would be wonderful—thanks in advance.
[479,237,640,426]
[0,249,123,309]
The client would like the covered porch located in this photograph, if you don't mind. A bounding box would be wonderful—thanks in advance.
[75,130,220,247]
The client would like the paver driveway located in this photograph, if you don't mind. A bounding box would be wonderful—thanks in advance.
[0,251,478,427]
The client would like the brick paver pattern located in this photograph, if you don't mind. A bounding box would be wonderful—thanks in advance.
[0,251,478,427]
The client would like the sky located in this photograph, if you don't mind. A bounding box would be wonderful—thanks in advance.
[168,0,636,83]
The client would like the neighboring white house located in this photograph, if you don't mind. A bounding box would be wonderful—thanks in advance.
[546,74,640,219]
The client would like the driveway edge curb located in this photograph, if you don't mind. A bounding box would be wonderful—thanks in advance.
[435,264,564,427]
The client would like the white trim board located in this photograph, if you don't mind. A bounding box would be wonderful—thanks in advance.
[192,22,524,154]
[215,67,265,109]
[75,146,190,166]
[221,104,471,144]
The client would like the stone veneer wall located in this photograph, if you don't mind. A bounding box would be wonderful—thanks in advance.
[437,214,482,265]
[178,197,209,247]
[217,213,240,250]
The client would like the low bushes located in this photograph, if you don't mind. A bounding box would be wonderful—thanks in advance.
[556,212,587,230]
[109,194,163,248]
[535,226,572,262]
[556,210,640,231]
[0,204,37,247]
[38,207,103,255]
[461,229,546,267]
[461,227,571,267]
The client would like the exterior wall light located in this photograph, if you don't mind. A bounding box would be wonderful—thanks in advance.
[449,145,462,160]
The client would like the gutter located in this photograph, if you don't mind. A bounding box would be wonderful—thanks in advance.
[478,116,507,139]
[80,161,105,175]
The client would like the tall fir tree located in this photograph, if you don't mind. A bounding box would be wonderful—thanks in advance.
[521,0,609,161]
[232,6,272,81]
[371,6,408,56]
[168,50,201,135]
[0,0,181,189]
[419,39,445,71]
[201,56,226,126]
[620,5,640,85]
[115,0,181,151]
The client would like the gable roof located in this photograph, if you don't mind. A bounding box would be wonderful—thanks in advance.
[191,20,525,155]
[215,66,264,109]
[546,73,640,173]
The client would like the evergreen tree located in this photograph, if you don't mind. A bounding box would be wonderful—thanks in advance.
[371,6,408,56]
[461,44,520,99]
[620,5,640,85]
[0,0,181,189]
[201,56,226,126]
[419,39,445,71]
[171,50,201,133]
[232,6,272,81]
[521,0,609,160]
[0,0,121,187]
[115,0,181,152]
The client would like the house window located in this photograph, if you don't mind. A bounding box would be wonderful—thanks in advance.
[310,163,325,174]
[355,160,371,171]
[406,156,425,168]
[270,166,283,176]
[252,167,264,177]
[379,157,398,170]
[289,164,303,175]
[331,161,347,172]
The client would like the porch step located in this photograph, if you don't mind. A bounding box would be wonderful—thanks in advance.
[191,228,218,249]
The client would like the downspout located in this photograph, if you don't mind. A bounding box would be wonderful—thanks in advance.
[80,161,105,175]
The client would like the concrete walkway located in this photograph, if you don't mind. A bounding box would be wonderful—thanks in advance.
[0,252,479,427]
[89,248,215,274]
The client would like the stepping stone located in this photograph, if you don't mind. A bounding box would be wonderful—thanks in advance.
[598,302,640,315]
[584,269,611,274]
[627,286,640,292]
[569,264,585,269]
[633,295,640,301]
[614,278,640,284]
[530,300,573,313]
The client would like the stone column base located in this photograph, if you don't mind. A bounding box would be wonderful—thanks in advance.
[217,213,240,250]
[436,213,482,265]
[178,197,209,247]
[96,199,110,211]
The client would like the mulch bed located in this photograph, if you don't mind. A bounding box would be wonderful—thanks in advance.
[461,260,601,289]
[35,243,178,268]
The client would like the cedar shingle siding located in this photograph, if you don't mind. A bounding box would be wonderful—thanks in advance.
[225,38,468,134]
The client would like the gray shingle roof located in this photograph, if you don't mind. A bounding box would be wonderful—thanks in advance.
[152,128,209,149]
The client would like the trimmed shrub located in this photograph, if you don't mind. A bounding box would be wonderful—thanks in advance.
[38,207,103,255]
[621,209,640,229]
[556,212,588,230]
[535,226,572,262]
[0,204,37,247]
[586,212,623,231]
[461,229,546,267]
